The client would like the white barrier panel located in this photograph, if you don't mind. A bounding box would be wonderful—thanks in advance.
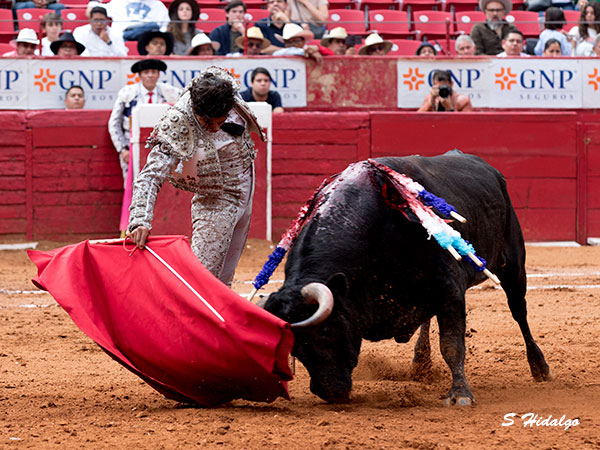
[0,58,307,110]
[397,58,593,109]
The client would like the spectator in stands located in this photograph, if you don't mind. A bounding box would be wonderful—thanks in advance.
[455,35,476,56]
[534,7,573,56]
[167,0,201,55]
[108,59,181,182]
[187,32,217,55]
[73,6,128,56]
[415,41,436,56]
[321,26,355,55]
[256,0,295,54]
[417,70,473,112]
[64,85,85,110]
[497,30,528,56]
[240,67,284,113]
[273,23,322,62]
[287,0,328,39]
[14,0,65,15]
[542,38,563,56]
[210,0,246,56]
[568,3,600,56]
[3,28,39,56]
[105,0,170,41]
[234,26,271,55]
[50,32,86,56]
[40,12,63,56]
[471,0,519,55]
[137,30,174,55]
[359,33,392,55]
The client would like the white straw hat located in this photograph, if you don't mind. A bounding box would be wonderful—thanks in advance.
[11,28,40,46]
[358,33,392,55]
[281,23,314,42]
[320,26,348,46]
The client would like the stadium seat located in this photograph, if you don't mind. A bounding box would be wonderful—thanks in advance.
[0,42,13,54]
[328,9,367,34]
[358,0,396,12]
[328,0,358,9]
[431,37,456,54]
[388,38,422,55]
[0,9,16,44]
[563,10,580,30]
[505,10,541,38]
[245,8,269,22]
[412,10,454,40]
[62,9,88,32]
[198,8,226,33]
[400,0,440,18]
[443,0,479,14]
[196,0,224,8]
[125,40,139,56]
[454,10,485,35]
[16,8,52,31]
[368,10,413,38]
[244,0,268,8]
[62,0,90,9]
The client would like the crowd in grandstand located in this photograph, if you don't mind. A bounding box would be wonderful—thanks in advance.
[1,0,599,57]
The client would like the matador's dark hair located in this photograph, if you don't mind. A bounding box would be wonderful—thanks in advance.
[190,72,236,118]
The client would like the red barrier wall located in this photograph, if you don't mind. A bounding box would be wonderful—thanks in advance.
[1,110,598,243]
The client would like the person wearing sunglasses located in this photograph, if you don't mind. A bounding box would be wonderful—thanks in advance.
[73,6,127,56]
[231,26,271,55]
[470,0,519,55]
[358,33,392,55]
[128,68,266,287]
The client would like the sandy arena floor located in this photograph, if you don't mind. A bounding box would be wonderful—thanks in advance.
[1,240,599,449]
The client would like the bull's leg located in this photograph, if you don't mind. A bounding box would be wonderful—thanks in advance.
[410,320,432,380]
[437,297,473,406]
[498,265,553,382]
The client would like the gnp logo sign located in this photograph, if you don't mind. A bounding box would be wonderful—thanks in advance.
[146,59,307,108]
[397,60,489,108]
[490,59,581,108]
[29,60,122,109]
[581,60,600,108]
[0,60,28,109]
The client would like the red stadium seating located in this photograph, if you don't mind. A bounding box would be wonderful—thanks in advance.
[328,0,358,8]
[388,38,422,55]
[400,0,440,17]
[125,40,139,55]
[563,9,580,30]
[328,9,367,34]
[198,8,226,33]
[412,10,453,40]
[245,8,269,22]
[505,10,541,38]
[196,0,224,8]
[16,8,52,32]
[432,37,456,54]
[244,0,268,7]
[62,8,88,32]
[368,10,413,38]
[454,10,485,35]
[358,0,397,11]
[62,0,90,8]
[0,42,13,54]
[0,9,16,44]
[443,0,479,13]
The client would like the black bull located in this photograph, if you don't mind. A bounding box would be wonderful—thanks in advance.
[263,152,552,405]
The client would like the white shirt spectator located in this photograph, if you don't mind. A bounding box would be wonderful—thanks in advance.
[41,36,54,56]
[105,0,170,36]
[74,24,128,56]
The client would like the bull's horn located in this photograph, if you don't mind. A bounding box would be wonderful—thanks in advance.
[255,293,270,309]
[291,283,334,328]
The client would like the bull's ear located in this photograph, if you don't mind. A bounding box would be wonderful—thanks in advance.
[326,272,348,299]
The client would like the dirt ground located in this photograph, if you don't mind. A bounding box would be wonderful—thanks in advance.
[1,239,599,449]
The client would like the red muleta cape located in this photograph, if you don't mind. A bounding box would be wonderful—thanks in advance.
[28,236,294,406]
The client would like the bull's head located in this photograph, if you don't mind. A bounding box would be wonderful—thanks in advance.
[263,273,360,403]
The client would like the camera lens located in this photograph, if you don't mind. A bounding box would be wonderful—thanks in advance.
[439,86,450,98]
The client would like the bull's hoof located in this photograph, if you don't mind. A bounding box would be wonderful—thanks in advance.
[531,364,553,382]
[443,396,473,407]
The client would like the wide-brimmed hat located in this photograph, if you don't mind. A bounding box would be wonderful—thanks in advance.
[281,23,314,42]
[131,59,168,73]
[168,0,200,22]
[188,32,219,54]
[50,32,85,55]
[415,41,437,55]
[235,26,270,50]
[358,33,392,55]
[10,28,39,47]
[479,0,512,14]
[137,30,174,56]
[320,26,348,46]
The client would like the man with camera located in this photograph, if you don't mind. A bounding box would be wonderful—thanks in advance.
[417,70,473,112]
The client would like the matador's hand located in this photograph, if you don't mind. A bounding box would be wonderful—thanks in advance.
[129,226,150,249]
